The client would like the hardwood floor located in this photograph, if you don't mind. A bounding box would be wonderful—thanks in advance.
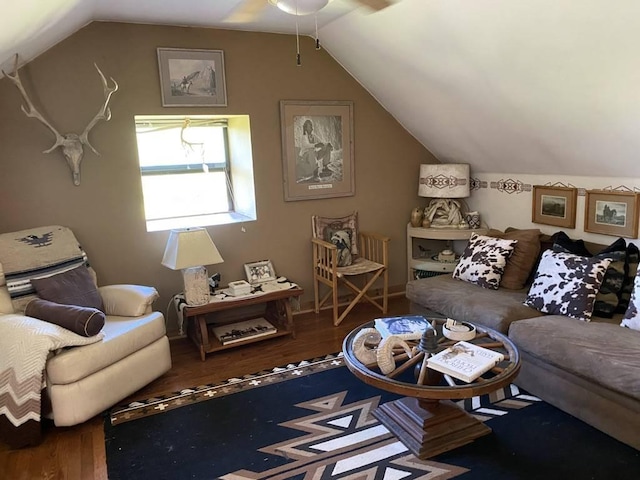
[0,296,411,480]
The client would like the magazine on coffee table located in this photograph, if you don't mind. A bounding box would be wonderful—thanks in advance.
[374,315,432,340]
[426,341,504,383]
[212,318,277,345]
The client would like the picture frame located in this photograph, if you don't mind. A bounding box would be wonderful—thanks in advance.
[279,100,355,201]
[244,260,277,284]
[157,48,227,107]
[532,185,577,228]
[584,190,639,238]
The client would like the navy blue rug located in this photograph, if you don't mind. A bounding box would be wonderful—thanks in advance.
[104,354,639,479]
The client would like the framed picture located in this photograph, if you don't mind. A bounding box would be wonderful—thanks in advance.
[584,190,639,238]
[244,260,277,284]
[279,100,355,201]
[532,185,577,228]
[157,48,227,107]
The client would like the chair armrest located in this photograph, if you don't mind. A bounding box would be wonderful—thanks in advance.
[358,231,390,266]
[312,237,338,277]
[98,285,159,317]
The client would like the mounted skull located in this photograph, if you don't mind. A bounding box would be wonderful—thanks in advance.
[2,54,119,186]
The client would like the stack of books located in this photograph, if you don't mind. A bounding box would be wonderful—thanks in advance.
[212,318,277,345]
[374,315,432,340]
[426,341,504,383]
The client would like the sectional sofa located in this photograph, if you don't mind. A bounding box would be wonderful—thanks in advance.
[405,229,640,450]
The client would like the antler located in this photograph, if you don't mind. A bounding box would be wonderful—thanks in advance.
[2,54,65,153]
[79,64,119,155]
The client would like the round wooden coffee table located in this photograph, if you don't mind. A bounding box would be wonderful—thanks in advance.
[342,318,520,459]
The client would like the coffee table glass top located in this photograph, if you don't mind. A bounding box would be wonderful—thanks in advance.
[342,317,521,401]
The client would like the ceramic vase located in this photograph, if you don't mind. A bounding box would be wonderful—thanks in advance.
[410,207,423,227]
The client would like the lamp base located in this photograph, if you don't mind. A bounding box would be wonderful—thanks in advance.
[182,266,210,306]
[424,199,466,228]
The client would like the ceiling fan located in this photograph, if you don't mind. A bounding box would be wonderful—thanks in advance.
[226,0,392,23]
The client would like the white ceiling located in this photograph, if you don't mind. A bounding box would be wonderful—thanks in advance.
[2,0,639,178]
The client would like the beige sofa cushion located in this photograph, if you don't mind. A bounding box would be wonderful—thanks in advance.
[46,311,166,385]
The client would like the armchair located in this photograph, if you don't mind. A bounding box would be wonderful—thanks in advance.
[311,213,390,326]
[0,225,171,448]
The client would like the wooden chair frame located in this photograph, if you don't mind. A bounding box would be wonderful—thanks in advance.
[312,230,390,326]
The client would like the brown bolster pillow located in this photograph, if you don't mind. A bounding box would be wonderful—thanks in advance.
[25,298,105,337]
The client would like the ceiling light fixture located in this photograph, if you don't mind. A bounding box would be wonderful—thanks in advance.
[269,0,331,65]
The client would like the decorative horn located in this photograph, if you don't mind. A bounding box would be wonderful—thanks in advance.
[2,54,119,186]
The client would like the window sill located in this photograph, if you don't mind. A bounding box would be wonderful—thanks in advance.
[146,212,255,232]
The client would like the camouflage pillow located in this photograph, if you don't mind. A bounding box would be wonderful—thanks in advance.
[524,250,611,321]
[621,269,640,331]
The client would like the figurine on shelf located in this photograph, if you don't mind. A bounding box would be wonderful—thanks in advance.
[410,207,424,227]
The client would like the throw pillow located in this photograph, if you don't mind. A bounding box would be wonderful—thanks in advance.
[618,242,640,314]
[329,229,353,267]
[487,228,541,290]
[312,212,359,256]
[621,268,640,331]
[551,231,591,257]
[524,250,611,321]
[452,234,518,290]
[25,298,105,337]
[31,265,103,311]
[553,237,627,318]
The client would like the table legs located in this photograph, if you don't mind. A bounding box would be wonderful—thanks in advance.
[372,397,492,459]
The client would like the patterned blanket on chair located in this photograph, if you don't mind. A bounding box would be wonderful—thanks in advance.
[0,314,103,448]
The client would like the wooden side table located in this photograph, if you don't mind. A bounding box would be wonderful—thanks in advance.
[180,286,304,360]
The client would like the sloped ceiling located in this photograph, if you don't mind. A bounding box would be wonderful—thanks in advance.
[2,0,638,177]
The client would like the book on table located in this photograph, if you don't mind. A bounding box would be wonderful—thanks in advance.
[212,318,277,345]
[374,315,433,340]
[426,341,505,383]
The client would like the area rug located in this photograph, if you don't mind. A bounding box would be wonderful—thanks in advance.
[105,353,640,480]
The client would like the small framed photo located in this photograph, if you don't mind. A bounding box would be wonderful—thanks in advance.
[279,100,354,201]
[244,260,277,284]
[532,185,577,228]
[584,190,639,238]
[157,48,227,107]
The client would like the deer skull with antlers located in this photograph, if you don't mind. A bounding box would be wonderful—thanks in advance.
[2,54,119,186]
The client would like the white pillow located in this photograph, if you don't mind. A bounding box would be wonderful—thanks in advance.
[524,250,611,321]
[453,234,517,290]
[621,270,640,331]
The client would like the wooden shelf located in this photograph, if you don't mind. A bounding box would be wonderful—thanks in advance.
[181,286,304,360]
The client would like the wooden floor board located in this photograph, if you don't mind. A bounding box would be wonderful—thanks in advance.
[0,297,410,479]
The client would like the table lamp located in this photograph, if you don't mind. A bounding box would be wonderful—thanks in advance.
[418,163,470,229]
[162,227,224,306]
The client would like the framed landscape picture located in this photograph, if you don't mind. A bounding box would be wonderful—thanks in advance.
[279,100,354,201]
[532,185,577,228]
[584,190,639,238]
[157,48,227,107]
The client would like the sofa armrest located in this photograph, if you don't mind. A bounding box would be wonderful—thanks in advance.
[98,285,159,317]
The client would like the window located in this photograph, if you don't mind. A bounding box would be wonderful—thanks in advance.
[135,115,256,232]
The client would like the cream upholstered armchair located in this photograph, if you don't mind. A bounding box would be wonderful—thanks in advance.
[0,225,171,448]
[311,213,389,326]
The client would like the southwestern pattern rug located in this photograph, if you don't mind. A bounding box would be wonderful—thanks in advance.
[105,354,640,479]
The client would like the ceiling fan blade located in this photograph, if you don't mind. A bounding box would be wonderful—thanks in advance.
[353,0,393,11]
[224,0,269,23]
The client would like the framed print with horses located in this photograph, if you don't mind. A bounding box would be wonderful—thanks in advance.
[584,190,639,238]
[279,100,354,201]
[157,48,227,107]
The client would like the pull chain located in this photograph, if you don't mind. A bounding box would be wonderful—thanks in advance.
[315,13,321,50]
[295,0,301,66]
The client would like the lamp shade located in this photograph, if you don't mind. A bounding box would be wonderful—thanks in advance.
[269,0,330,15]
[161,228,224,270]
[418,163,470,198]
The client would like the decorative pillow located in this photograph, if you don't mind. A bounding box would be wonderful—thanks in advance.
[524,250,611,321]
[452,234,518,290]
[329,229,353,267]
[618,242,640,314]
[553,237,627,318]
[487,228,541,290]
[551,231,591,257]
[25,298,105,337]
[312,212,359,256]
[621,268,640,330]
[31,265,103,311]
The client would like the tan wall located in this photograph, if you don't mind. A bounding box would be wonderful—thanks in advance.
[0,22,437,334]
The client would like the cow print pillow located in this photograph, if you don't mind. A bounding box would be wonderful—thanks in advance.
[524,250,611,321]
[621,269,640,331]
[453,234,518,290]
